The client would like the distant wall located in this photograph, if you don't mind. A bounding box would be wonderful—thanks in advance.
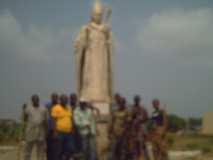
[202,112,213,135]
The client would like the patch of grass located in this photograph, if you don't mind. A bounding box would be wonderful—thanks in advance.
[185,143,200,150]
[0,126,22,144]
[167,135,175,147]
[170,133,213,157]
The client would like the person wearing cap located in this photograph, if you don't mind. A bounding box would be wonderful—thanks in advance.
[51,94,75,160]
[74,99,97,160]
[151,99,168,160]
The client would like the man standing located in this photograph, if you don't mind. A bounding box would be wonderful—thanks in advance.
[70,93,78,110]
[23,95,48,160]
[132,95,148,122]
[51,94,75,160]
[74,99,97,160]
[109,97,131,160]
[112,93,122,110]
[70,93,83,158]
[151,99,168,160]
[21,104,27,139]
[46,93,59,160]
[131,95,149,160]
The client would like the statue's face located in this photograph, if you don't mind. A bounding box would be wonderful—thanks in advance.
[92,12,103,24]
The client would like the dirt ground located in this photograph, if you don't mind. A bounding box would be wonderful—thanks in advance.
[0,150,22,160]
[0,148,213,160]
[1,149,212,160]
[1,134,213,160]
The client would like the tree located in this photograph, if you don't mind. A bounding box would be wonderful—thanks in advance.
[168,114,186,132]
[188,117,202,131]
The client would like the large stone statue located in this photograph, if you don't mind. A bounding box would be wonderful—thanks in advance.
[74,0,113,111]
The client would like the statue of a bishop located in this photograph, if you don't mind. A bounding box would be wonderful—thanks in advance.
[74,0,113,106]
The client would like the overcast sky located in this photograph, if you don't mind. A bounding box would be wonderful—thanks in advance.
[1,0,213,119]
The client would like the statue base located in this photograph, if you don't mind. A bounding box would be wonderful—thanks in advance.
[92,102,111,160]
[92,102,111,114]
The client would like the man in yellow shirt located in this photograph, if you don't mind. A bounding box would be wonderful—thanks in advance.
[51,94,75,160]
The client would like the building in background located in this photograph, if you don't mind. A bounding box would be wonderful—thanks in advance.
[202,112,213,135]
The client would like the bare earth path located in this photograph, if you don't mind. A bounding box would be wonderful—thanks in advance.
[0,150,22,160]
[0,146,37,160]
[0,150,38,160]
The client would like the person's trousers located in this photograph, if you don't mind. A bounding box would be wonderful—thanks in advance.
[58,132,76,160]
[110,136,125,160]
[81,134,97,160]
[47,134,61,160]
[73,127,82,154]
[24,140,46,160]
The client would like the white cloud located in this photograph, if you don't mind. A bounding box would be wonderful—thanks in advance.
[138,8,213,63]
[0,10,75,63]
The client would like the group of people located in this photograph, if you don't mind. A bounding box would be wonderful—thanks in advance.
[21,93,169,160]
[109,94,168,160]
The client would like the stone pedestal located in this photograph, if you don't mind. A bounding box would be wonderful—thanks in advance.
[92,102,111,116]
[92,102,111,160]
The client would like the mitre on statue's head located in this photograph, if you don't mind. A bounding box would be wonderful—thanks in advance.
[92,0,103,16]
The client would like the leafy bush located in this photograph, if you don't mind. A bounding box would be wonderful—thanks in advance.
[168,114,186,132]
[188,117,202,131]
[167,136,175,146]
[0,121,22,143]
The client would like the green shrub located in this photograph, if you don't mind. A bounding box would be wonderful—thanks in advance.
[167,136,175,146]
[0,124,22,143]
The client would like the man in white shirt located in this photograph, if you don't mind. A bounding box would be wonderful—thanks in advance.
[74,99,97,160]
[23,95,48,160]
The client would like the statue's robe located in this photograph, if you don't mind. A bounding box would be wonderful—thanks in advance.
[74,22,113,103]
